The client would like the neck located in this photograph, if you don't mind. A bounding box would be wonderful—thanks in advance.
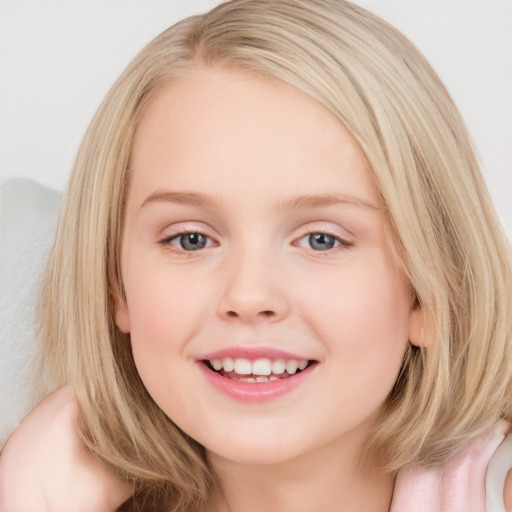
[207,428,394,512]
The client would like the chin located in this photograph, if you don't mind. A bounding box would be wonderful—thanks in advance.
[203,432,304,466]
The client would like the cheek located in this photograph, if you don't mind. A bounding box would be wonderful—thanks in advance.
[124,271,209,424]
[296,259,411,373]
[124,270,207,368]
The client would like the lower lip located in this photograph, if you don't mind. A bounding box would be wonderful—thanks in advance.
[197,362,316,403]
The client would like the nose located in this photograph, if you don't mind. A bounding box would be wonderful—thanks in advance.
[217,249,289,324]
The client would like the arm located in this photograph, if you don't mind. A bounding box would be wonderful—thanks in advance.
[0,387,133,512]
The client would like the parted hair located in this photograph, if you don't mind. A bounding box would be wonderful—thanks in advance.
[35,0,512,510]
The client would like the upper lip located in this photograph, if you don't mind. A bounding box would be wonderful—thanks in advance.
[198,346,314,362]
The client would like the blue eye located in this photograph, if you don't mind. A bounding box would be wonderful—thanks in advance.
[308,233,337,250]
[164,232,212,251]
[297,232,349,251]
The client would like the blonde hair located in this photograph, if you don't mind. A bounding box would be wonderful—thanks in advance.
[35,0,512,509]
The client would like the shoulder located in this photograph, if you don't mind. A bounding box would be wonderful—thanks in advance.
[393,422,511,511]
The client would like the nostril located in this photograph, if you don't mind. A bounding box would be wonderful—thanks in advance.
[225,310,275,319]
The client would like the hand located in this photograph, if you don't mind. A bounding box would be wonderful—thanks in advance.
[0,387,133,512]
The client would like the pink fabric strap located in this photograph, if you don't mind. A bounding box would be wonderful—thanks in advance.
[390,421,510,512]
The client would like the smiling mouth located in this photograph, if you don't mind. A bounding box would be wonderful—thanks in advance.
[202,357,316,383]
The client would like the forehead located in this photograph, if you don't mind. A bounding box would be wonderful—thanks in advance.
[128,66,379,209]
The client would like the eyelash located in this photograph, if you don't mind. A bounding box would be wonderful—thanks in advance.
[296,230,353,252]
[158,229,215,252]
[158,229,352,253]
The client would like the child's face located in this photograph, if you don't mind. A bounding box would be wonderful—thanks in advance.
[115,66,422,466]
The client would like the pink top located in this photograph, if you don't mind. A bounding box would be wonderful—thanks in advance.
[391,421,511,512]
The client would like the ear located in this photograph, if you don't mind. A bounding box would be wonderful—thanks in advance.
[112,284,131,334]
[408,303,432,347]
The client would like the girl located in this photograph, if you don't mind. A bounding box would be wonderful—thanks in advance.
[1,0,511,510]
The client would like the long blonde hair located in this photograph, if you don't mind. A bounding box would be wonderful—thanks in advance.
[35,0,512,509]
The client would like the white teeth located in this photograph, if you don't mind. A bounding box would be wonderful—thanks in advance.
[252,358,272,376]
[222,357,234,372]
[211,359,222,371]
[271,359,286,374]
[233,358,252,375]
[208,357,310,377]
[286,360,298,375]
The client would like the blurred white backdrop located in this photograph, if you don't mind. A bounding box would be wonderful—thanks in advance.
[1,0,511,239]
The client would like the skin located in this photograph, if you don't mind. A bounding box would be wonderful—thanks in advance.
[0,387,133,511]
[113,65,426,512]
[507,472,512,509]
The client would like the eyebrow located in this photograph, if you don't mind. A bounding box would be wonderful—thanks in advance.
[278,193,379,211]
[140,190,379,211]
[140,191,219,209]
